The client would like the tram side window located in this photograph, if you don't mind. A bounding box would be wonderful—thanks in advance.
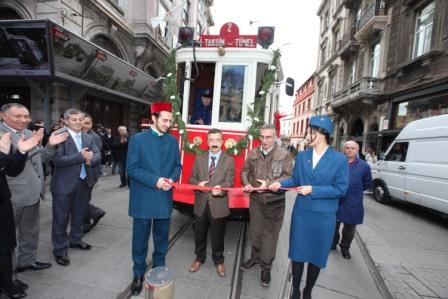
[188,63,215,125]
[219,65,245,123]
[385,142,409,162]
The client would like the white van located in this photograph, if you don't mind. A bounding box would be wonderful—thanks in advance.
[371,114,448,215]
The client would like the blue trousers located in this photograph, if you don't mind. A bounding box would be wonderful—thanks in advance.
[132,218,170,276]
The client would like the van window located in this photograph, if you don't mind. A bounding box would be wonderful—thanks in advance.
[385,142,409,162]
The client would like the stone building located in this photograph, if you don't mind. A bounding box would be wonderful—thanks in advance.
[0,0,214,131]
[315,0,448,153]
[291,74,314,151]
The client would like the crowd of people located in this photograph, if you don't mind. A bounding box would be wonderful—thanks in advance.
[0,103,129,298]
[1,101,373,299]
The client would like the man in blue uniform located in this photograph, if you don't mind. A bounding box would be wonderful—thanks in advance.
[332,140,372,259]
[190,89,213,125]
[127,102,182,296]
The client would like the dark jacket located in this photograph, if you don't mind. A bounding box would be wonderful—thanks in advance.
[51,133,101,194]
[0,148,26,254]
[336,158,372,224]
[241,144,293,203]
[112,135,129,162]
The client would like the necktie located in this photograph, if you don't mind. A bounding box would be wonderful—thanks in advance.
[75,135,87,179]
[209,156,216,178]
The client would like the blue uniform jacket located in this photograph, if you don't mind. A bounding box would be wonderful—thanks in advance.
[126,131,182,219]
[190,105,212,125]
[281,148,349,212]
[336,158,372,224]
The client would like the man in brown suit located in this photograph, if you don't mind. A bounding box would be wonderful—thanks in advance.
[240,124,293,287]
[189,128,235,277]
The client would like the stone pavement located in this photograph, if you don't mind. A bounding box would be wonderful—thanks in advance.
[357,196,448,299]
[4,169,386,299]
[3,169,190,299]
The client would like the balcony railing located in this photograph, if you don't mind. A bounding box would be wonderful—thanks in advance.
[354,1,387,40]
[338,29,359,59]
[332,77,385,108]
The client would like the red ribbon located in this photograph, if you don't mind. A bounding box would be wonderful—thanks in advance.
[172,182,299,192]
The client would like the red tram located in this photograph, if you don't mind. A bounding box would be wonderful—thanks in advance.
[143,23,293,215]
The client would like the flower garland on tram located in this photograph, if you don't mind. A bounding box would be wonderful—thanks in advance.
[163,48,281,156]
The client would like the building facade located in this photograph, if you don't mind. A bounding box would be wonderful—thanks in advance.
[316,0,448,154]
[279,113,292,146]
[291,74,314,151]
[0,0,214,131]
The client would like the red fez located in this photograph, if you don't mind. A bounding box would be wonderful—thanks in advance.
[150,102,172,114]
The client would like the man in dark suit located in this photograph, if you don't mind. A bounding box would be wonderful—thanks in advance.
[112,126,129,188]
[189,128,235,277]
[50,108,101,266]
[81,114,105,233]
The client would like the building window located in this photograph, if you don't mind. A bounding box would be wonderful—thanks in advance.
[323,11,329,32]
[329,73,336,99]
[158,5,169,39]
[413,2,435,58]
[198,0,205,19]
[393,96,448,128]
[320,44,327,66]
[348,61,356,85]
[182,0,191,26]
[370,42,380,77]
[196,21,203,38]
[317,80,324,106]
[109,0,127,9]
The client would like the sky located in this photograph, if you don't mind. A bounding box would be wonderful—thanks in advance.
[209,0,321,112]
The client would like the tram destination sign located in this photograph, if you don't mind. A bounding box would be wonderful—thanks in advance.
[200,22,256,48]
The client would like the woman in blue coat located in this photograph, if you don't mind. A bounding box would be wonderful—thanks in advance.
[270,116,349,299]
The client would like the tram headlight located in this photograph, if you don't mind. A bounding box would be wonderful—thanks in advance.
[178,27,195,46]
[257,26,275,49]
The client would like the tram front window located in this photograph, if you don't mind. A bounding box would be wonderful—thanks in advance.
[219,65,245,123]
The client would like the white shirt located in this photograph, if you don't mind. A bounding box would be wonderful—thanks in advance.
[312,146,329,169]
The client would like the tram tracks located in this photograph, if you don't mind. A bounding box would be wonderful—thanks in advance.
[228,221,248,299]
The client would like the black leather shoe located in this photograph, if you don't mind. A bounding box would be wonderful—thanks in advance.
[261,269,271,287]
[90,211,106,230]
[240,258,259,271]
[331,244,337,250]
[17,261,52,272]
[54,254,70,266]
[69,241,92,250]
[0,287,27,299]
[13,280,29,291]
[131,275,144,296]
[119,184,126,188]
[341,249,351,259]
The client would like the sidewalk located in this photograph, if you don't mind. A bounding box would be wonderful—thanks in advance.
[6,169,189,299]
[7,172,385,299]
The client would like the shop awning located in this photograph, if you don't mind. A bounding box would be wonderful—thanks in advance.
[0,19,162,104]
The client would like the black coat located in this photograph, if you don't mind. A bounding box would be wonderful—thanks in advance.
[112,135,129,162]
[0,149,26,255]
